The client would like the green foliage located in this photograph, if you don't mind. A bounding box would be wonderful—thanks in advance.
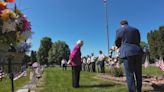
[157,26,164,58]
[109,67,124,77]
[147,26,164,59]
[30,50,37,62]
[37,37,52,65]
[22,54,31,65]
[48,40,70,65]
[140,41,148,49]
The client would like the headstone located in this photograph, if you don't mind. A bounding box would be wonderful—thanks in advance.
[16,89,29,92]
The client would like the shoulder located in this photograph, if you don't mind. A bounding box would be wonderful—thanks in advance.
[128,26,139,31]
[116,27,123,33]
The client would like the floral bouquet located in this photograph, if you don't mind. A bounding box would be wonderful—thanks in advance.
[0,0,32,62]
[108,46,124,77]
[108,46,120,67]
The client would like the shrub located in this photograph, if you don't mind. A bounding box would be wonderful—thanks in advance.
[109,67,124,77]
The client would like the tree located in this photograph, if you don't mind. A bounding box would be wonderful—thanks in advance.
[30,50,37,63]
[37,37,52,65]
[48,40,70,65]
[147,30,158,59]
[147,26,164,60]
[158,26,164,58]
[140,41,148,49]
[22,54,31,65]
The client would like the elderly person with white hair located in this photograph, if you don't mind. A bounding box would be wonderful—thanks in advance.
[69,40,83,88]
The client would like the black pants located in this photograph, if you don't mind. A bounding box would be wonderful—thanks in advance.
[100,61,105,73]
[72,66,81,88]
[62,64,67,70]
[91,62,96,72]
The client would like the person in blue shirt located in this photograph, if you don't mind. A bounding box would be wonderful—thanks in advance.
[115,20,143,92]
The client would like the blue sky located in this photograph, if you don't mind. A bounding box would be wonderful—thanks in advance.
[13,0,164,56]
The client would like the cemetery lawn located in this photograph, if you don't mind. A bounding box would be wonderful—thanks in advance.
[0,75,29,92]
[41,68,127,92]
[142,65,164,76]
[41,66,164,92]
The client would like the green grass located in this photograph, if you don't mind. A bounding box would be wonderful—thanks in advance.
[142,65,164,76]
[41,68,128,92]
[1,65,161,92]
[105,64,164,76]
[0,69,30,92]
[0,75,29,92]
[41,65,163,92]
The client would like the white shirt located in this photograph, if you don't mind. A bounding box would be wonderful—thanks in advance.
[91,56,96,62]
[87,57,91,64]
[61,59,67,65]
[98,54,105,61]
[83,58,87,64]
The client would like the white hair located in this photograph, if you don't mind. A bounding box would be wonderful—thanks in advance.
[76,40,83,45]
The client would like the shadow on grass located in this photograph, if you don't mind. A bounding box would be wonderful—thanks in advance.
[151,84,164,92]
[144,84,164,92]
[80,84,115,88]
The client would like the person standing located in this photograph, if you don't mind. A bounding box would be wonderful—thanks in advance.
[82,57,87,71]
[98,50,105,73]
[69,40,84,88]
[87,55,91,72]
[91,53,96,72]
[61,59,67,70]
[0,68,2,81]
[115,20,143,92]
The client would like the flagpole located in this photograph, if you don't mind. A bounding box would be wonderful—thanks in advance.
[104,0,110,55]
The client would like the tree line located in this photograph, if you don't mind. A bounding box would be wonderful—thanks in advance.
[36,37,70,65]
[147,26,164,61]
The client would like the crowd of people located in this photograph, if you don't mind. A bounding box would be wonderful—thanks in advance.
[60,50,109,74]
[81,51,106,73]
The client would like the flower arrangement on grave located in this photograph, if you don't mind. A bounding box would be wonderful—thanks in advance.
[108,45,123,77]
[108,46,120,67]
[0,0,32,61]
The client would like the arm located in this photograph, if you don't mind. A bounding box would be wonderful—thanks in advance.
[115,30,123,48]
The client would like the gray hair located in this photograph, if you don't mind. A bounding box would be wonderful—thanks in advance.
[76,40,83,45]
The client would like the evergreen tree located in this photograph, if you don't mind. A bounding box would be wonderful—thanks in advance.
[37,37,52,65]
[147,26,164,60]
[158,26,164,58]
[30,50,37,63]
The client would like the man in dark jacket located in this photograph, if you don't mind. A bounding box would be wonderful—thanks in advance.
[69,40,83,88]
[115,20,143,92]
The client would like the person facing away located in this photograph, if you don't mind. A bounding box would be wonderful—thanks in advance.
[61,59,67,70]
[115,20,143,92]
[82,57,87,71]
[87,55,91,72]
[69,40,83,88]
[98,50,105,73]
[91,53,96,72]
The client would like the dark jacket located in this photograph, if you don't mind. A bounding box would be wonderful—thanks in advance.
[115,25,143,58]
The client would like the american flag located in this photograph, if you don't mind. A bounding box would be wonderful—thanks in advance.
[159,58,164,71]
[144,56,149,68]
[155,58,164,71]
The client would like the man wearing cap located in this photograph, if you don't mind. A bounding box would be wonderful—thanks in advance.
[69,40,83,88]
[115,20,143,92]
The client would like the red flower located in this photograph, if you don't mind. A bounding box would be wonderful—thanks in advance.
[4,0,15,4]
[0,1,6,10]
